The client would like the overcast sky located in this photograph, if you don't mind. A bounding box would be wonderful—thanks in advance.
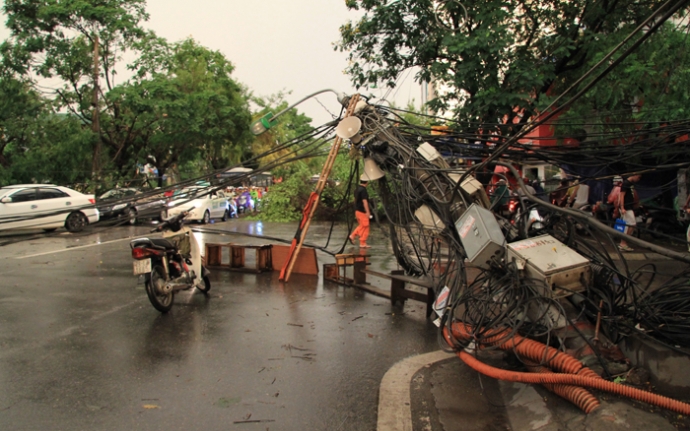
[1,1,424,127]
[143,0,424,126]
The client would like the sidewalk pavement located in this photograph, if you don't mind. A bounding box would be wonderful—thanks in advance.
[378,349,689,431]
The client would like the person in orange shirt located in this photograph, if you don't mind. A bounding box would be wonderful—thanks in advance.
[348,179,371,248]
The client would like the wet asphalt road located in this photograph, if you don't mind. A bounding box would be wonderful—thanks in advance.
[0,220,439,431]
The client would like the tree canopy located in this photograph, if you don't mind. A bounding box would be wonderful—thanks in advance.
[338,0,690,135]
[105,35,253,185]
[0,0,254,190]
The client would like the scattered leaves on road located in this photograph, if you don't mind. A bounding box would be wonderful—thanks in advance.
[215,397,241,408]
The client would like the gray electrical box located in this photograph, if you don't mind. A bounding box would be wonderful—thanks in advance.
[506,235,591,297]
[455,204,505,269]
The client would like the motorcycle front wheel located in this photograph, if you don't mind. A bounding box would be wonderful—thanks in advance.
[145,265,174,313]
[197,275,211,294]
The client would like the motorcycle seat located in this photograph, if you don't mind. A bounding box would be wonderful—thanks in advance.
[131,237,177,250]
[150,238,176,249]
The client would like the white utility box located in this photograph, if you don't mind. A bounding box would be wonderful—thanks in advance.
[506,235,591,297]
[416,142,441,162]
[459,176,491,209]
[455,204,505,269]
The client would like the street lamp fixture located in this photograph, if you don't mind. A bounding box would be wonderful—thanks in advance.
[250,113,278,135]
[250,89,348,135]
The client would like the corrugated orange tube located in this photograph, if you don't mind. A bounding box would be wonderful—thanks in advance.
[444,325,602,413]
[524,360,600,414]
[456,349,690,416]
[449,323,601,379]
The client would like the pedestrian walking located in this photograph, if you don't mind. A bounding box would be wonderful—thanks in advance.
[348,179,371,248]
[617,174,641,252]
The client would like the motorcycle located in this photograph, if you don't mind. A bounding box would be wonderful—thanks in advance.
[639,203,688,240]
[130,209,211,313]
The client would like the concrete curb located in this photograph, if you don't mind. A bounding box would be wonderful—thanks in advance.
[377,350,455,431]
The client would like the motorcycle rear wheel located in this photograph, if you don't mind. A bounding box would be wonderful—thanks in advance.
[145,265,174,313]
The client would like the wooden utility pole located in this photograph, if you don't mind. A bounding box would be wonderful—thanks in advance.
[91,35,101,185]
[279,94,361,282]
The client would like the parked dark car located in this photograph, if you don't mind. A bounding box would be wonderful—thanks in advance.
[97,188,166,225]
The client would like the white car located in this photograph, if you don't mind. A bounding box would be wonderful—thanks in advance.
[166,187,231,224]
[0,184,100,232]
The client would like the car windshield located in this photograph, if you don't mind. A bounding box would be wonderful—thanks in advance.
[0,188,14,199]
[175,187,204,199]
[100,189,136,199]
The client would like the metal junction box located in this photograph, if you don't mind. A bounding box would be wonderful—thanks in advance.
[506,235,591,297]
[455,204,505,269]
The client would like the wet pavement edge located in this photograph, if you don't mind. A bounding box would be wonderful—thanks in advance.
[377,350,455,431]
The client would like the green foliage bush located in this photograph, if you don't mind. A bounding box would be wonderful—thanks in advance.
[251,153,358,222]
[253,161,312,222]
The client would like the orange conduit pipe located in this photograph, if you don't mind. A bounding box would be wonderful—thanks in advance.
[449,323,601,379]
[524,360,600,414]
[444,325,601,413]
[456,349,690,416]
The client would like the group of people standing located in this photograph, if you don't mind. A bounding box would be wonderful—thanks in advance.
[490,173,646,252]
[224,186,267,215]
[348,167,690,254]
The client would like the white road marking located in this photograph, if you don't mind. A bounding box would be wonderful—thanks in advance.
[15,237,137,259]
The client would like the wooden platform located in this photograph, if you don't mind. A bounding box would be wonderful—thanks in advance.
[323,253,371,284]
[205,243,319,276]
[205,243,273,273]
[323,254,436,318]
[362,269,435,318]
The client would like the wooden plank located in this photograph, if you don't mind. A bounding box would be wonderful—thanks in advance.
[230,246,245,268]
[272,244,318,275]
[205,243,232,267]
[400,290,429,303]
[360,269,434,288]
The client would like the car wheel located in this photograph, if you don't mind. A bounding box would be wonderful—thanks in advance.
[202,210,210,224]
[222,209,229,221]
[127,208,138,225]
[65,212,88,233]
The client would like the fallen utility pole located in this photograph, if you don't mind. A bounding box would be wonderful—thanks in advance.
[279,94,361,282]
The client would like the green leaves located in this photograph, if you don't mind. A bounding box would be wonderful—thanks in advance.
[0,2,252,190]
[4,0,148,80]
[337,0,687,135]
[106,37,252,180]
